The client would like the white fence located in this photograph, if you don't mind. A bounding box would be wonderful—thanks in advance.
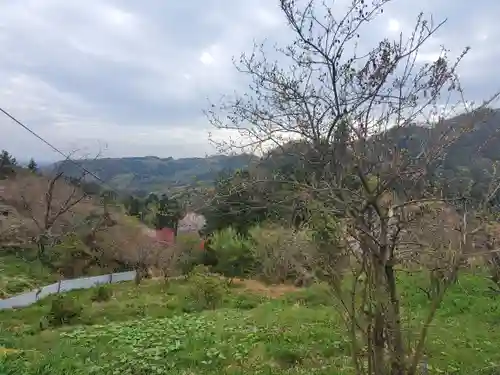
[0,270,137,310]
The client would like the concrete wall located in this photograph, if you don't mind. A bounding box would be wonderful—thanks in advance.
[0,270,136,310]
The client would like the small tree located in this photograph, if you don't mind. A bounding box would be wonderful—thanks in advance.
[208,1,500,374]
[249,225,317,285]
[210,227,255,281]
[203,170,269,235]
[0,150,16,166]
[27,158,38,173]
[13,167,90,263]
[154,194,184,235]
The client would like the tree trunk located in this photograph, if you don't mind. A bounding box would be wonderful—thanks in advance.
[385,264,406,375]
[372,260,387,375]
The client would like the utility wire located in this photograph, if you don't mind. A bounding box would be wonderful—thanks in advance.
[0,106,117,192]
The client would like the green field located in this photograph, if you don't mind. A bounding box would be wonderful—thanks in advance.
[1,271,500,374]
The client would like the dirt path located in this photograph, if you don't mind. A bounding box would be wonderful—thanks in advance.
[231,278,300,298]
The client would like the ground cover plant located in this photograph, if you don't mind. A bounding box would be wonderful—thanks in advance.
[1,272,500,374]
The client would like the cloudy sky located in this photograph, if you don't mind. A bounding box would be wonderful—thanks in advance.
[0,0,498,162]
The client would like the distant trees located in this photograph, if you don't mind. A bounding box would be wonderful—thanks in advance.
[155,194,183,235]
[27,158,38,173]
[123,192,184,235]
[201,170,270,236]
[0,150,17,178]
[0,150,16,166]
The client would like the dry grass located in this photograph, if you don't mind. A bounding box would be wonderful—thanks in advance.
[234,278,300,298]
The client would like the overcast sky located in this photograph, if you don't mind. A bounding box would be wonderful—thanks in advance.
[0,0,498,162]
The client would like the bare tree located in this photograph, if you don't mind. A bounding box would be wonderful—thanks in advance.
[0,158,94,263]
[156,242,184,283]
[207,1,499,374]
[23,170,90,260]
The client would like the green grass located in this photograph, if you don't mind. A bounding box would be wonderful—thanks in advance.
[0,278,268,338]
[1,271,500,374]
[0,255,57,298]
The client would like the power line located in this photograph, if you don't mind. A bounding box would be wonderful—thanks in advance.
[0,106,116,191]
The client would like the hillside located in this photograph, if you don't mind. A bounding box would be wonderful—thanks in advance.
[0,169,166,282]
[1,272,500,374]
[47,109,500,198]
[50,154,256,195]
[256,109,500,200]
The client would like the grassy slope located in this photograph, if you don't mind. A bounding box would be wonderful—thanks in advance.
[0,255,57,298]
[1,273,500,374]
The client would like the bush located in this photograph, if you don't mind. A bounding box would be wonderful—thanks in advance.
[47,233,90,278]
[175,233,205,275]
[210,227,256,279]
[249,225,316,284]
[182,265,227,311]
[46,295,83,327]
[91,284,112,302]
[305,202,347,285]
[228,293,265,310]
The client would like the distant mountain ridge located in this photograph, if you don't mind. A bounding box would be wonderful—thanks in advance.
[48,109,500,198]
[49,154,255,195]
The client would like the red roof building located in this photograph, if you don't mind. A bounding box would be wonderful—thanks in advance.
[155,227,176,246]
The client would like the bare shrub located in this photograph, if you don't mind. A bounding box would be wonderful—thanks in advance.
[249,225,316,285]
[174,232,205,275]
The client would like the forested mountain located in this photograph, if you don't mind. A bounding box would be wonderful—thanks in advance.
[258,108,500,200]
[49,154,255,195]
[48,109,500,199]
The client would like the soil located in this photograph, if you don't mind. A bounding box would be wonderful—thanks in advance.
[231,278,300,298]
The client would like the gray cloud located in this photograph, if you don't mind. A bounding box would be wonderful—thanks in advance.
[0,0,498,162]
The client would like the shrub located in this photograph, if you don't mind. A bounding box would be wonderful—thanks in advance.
[183,265,227,311]
[305,202,347,284]
[272,348,305,368]
[46,295,83,327]
[210,227,256,279]
[228,293,265,310]
[48,233,90,278]
[91,284,112,302]
[176,233,205,275]
[249,225,316,284]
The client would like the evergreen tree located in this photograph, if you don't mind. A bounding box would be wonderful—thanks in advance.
[0,150,17,178]
[27,158,38,173]
[154,194,183,235]
[0,150,16,166]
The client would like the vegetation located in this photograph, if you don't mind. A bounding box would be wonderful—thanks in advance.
[48,154,255,194]
[0,150,17,179]
[0,163,177,288]
[1,273,500,374]
[0,255,57,298]
[3,0,500,374]
[122,192,184,233]
[205,0,500,374]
